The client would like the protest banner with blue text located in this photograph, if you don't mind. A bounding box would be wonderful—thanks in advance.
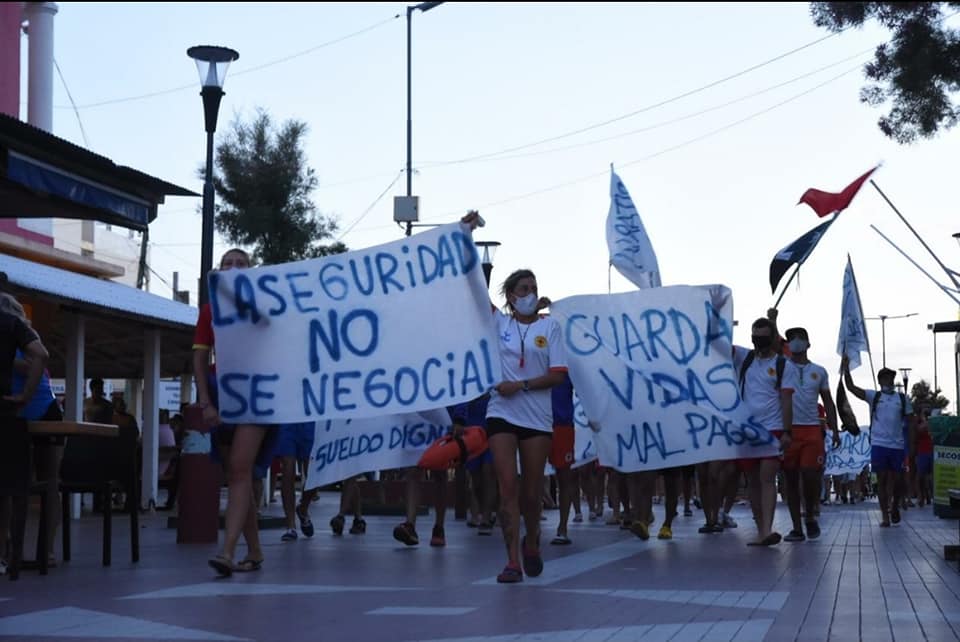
[209,223,500,422]
[304,409,453,490]
[552,285,780,472]
[824,428,871,476]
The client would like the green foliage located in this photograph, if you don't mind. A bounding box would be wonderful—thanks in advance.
[208,109,347,265]
[910,378,951,414]
[811,2,960,143]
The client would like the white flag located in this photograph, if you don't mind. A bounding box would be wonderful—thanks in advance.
[837,254,870,370]
[606,169,661,289]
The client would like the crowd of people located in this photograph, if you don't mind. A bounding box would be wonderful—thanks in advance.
[190,212,937,584]
[0,211,938,582]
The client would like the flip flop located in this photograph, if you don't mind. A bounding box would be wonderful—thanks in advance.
[208,555,233,578]
[550,534,572,546]
[761,532,782,546]
[234,558,263,573]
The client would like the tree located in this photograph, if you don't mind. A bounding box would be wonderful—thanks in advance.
[909,378,951,414]
[209,108,347,265]
[811,2,960,143]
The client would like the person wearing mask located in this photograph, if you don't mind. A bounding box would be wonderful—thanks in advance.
[780,327,840,542]
[733,311,792,546]
[842,359,913,527]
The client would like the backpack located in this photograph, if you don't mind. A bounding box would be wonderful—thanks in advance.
[738,351,786,397]
[870,390,906,423]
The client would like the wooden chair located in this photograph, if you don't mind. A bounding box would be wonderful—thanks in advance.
[0,418,52,580]
[59,424,139,566]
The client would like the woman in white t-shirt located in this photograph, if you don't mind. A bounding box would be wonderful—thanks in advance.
[482,264,568,583]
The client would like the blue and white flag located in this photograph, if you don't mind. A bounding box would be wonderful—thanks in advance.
[837,254,870,370]
[606,169,661,289]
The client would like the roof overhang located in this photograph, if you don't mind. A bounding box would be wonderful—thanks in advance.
[0,113,198,231]
[0,254,198,379]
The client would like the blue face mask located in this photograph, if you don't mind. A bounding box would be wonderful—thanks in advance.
[788,339,809,354]
[881,385,895,394]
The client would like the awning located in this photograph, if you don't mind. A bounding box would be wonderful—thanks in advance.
[0,113,197,231]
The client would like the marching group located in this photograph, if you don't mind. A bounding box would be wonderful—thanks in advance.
[191,211,933,584]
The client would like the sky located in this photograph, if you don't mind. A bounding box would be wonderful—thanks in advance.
[24,2,960,412]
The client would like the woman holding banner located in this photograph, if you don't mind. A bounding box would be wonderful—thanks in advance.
[195,248,277,577]
[464,209,569,583]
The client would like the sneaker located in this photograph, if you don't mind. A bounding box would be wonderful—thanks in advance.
[784,529,806,542]
[296,505,314,538]
[478,521,493,536]
[330,514,345,536]
[891,506,901,524]
[430,525,446,547]
[721,513,738,529]
[657,525,672,540]
[630,521,650,540]
[698,523,713,534]
[281,528,298,542]
[573,513,583,523]
[496,563,523,584]
[805,520,821,540]
[393,522,419,546]
[683,508,693,517]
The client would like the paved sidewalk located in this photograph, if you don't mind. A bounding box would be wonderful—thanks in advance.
[1,495,958,641]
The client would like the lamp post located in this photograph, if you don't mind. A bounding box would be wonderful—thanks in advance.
[475,240,501,287]
[865,312,918,368]
[187,45,239,305]
[400,1,444,237]
[900,367,912,399]
[928,323,939,392]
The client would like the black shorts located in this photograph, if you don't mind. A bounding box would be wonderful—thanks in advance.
[486,417,551,441]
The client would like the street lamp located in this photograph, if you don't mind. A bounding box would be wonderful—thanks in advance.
[928,323,939,392]
[475,240,500,287]
[899,367,912,399]
[396,1,445,237]
[865,312,918,368]
[187,45,239,305]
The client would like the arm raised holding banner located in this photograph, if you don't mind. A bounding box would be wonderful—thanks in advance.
[461,210,569,581]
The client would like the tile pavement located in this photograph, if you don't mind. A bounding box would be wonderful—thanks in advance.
[0,495,958,641]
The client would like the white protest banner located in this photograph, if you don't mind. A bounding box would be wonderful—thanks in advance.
[837,254,871,370]
[210,222,501,423]
[304,409,453,490]
[571,392,599,469]
[606,169,661,289]
[552,285,780,472]
[824,428,871,476]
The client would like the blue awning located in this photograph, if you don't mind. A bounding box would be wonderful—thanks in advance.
[7,151,151,227]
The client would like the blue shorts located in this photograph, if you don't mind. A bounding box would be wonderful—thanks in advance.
[915,453,933,476]
[871,446,904,473]
[274,422,316,460]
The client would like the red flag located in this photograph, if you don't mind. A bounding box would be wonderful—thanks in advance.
[797,166,878,218]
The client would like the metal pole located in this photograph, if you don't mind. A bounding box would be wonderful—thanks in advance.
[405,6,413,238]
[933,331,939,392]
[881,317,886,369]
[199,130,215,305]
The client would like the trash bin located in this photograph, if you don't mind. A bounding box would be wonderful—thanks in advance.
[176,404,222,544]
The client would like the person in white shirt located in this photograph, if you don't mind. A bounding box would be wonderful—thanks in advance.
[841,358,914,527]
[733,312,793,547]
[780,327,840,542]
[481,263,567,583]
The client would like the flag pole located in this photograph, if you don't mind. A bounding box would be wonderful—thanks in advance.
[870,180,960,290]
[869,225,960,306]
[607,262,612,294]
[772,263,801,309]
